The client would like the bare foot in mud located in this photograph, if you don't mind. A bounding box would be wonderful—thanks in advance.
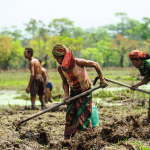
[23,106,39,110]
[41,105,47,110]
[49,98,54,103]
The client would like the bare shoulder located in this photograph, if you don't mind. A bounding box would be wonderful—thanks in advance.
[76,58,97,67]
[30,58,37,64]
[29,60,34,66]
[76,58,91,67]
[76,58,86,63]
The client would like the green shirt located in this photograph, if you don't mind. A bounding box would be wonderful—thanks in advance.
[138,59,150,77]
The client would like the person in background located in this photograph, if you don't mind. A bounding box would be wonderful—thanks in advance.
[129,50,150,123]
[52,44,107,140]
[24,48,46,110]
[37,59,53,103]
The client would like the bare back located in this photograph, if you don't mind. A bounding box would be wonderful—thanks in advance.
[42,67,50,85]
[29,57,42,76]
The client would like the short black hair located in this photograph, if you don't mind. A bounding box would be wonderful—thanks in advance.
[25,48,33,56]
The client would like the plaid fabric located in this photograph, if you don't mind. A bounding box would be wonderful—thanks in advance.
[64,87,92,136]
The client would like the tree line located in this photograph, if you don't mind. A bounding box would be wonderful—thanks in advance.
[0,12,150,69]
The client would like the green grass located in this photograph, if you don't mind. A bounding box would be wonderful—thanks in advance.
[0,68,147,100]
[0,67,139,89]
[133,141,150,150]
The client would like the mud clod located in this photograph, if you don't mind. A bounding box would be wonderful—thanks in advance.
[1,98,150,149]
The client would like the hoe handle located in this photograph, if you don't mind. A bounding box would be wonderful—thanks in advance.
[15,85,102,126]
[104,78,150,95]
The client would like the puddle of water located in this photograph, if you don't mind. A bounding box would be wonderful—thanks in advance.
[93,98,122,106]
[1,84,149,106]
[93,87,127,95]
[93,84,150,94]
[0,90,41,105]
[140,84,150,90]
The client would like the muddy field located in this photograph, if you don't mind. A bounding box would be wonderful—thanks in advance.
[0,69,150,149]
[0,95,150,150]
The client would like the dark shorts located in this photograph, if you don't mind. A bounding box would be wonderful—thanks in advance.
[47,82,53,91]
[30,75,44,96]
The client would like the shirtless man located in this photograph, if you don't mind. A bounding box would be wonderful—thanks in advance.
[24,48,46,110]
[38,59,53,103]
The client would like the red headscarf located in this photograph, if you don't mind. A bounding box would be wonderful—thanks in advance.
[129,50,146,59]
[62,49,75,71]
[52,44,75,71]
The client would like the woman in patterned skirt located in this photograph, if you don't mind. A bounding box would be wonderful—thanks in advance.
[52,44,107,139]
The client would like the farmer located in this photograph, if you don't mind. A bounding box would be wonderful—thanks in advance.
[38,59,53,103]
[24,48,46,110]
[129,50,150,122]
[52,44,107,139]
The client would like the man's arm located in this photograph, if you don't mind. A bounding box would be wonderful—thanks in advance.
[76,58,107,87]
[26,61,34,93]
[58,66,69,100]
[42,70,47,85]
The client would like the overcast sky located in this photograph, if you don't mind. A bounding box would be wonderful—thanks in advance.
[0,0,150,31]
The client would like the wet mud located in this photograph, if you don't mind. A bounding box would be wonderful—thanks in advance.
[0,97,150,149]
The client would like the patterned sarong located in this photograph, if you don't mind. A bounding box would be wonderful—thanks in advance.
[64,87,92,136]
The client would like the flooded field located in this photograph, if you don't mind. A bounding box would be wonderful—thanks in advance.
[0,68,150,149]
[0,90,41,106]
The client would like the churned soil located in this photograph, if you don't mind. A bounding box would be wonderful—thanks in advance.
[0,97,150,150]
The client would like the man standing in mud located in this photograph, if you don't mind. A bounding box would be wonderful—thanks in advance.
[37,59,53,103]
[24,48,46,110]
[52,44,107,140]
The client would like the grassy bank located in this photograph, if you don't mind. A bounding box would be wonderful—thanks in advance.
[0,67,139,90]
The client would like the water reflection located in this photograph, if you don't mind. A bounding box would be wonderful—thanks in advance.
[0,84,149,106]
[0,90,41,105]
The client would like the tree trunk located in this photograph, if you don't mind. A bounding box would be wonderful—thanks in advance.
[120,54,124,67]
[43,55,48,68]
[3,60,8,70]
[106,56,109,67]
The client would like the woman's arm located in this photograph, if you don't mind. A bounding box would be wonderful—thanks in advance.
[132,76,149,88]
[58,66,69,101]
[76,58,107,88]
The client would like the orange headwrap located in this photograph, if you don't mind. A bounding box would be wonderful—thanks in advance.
[129,50,146,59]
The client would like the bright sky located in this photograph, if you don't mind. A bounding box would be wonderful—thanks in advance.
[0,0,150,31]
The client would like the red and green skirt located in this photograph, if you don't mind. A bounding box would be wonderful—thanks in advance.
[64,87,92,136]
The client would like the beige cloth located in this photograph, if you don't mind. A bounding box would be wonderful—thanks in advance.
[61,60,91,92]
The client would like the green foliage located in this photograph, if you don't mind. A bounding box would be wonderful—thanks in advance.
[0,35,24,69]
[81,47,103,65]
[123,138,128,142]
[15,139,23,144]
[97,38,116,67]
[115,139,120,147]
[1,14,150,69]
[96,90,114,98]
[133,141,150,150]
[48,18,74,37]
